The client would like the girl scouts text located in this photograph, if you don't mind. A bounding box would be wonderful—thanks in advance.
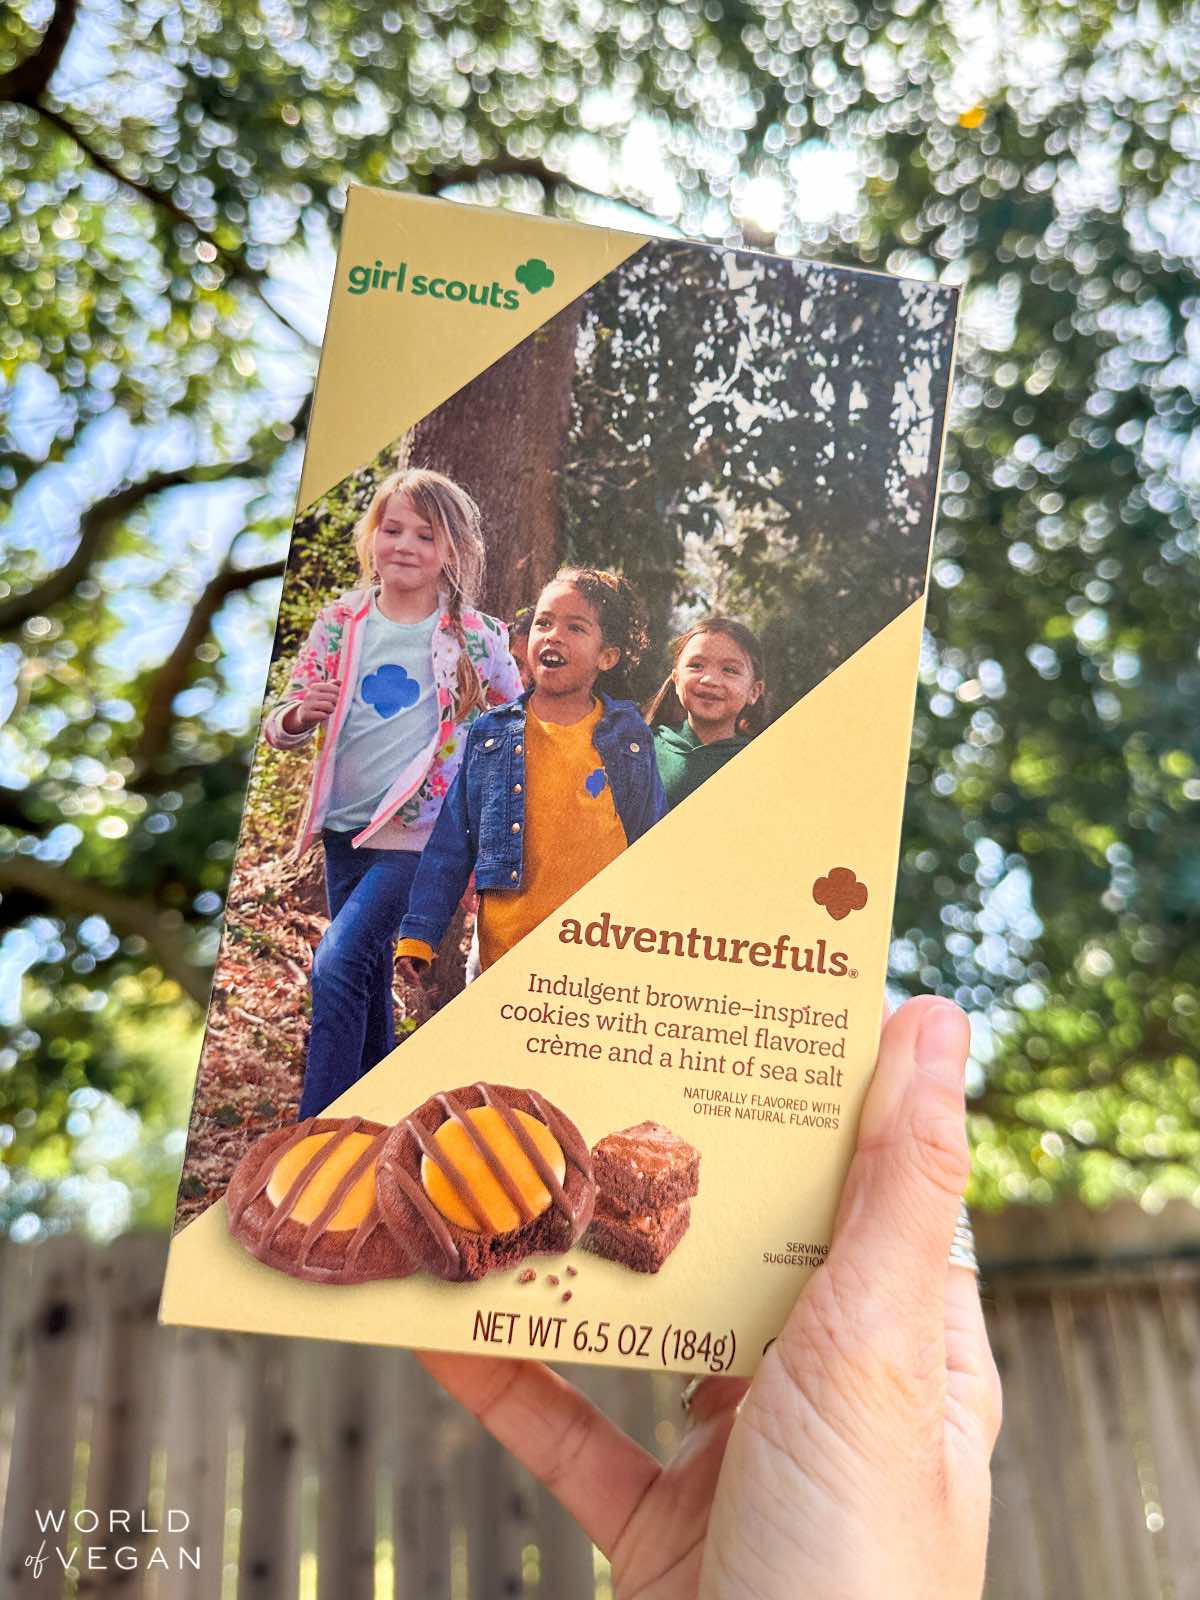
[346,258,521,308]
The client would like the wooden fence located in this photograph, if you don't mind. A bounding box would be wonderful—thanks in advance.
[1,1214,1198,1599]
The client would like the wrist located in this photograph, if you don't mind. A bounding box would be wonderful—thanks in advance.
[397,938,434,967]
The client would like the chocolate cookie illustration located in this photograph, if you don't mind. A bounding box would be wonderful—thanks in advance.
[227,1116,414,1284]
[584,1121,699,1274]
[591,1121,700,1215]
[377,1083,594,1282]
[584,1199,692,1274]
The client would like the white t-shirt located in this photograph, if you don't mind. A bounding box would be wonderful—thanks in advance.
[323,598,440,832]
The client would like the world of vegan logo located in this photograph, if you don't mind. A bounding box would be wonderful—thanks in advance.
[345,256,556,311]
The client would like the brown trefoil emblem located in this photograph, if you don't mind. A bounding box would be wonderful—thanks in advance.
[813,867,868,921]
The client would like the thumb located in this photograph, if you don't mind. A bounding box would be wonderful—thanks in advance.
[829,996,971,1310]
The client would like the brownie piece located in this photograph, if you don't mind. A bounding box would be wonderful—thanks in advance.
[376,1083,594,1283]
[227,1116,415,1285]
[591,1121,699,1216]
[583,1200,691,1274]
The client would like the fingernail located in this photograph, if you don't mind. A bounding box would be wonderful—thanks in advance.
[915,1002,968,1087]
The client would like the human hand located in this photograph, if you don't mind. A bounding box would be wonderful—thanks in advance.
[397,956,428,987]
[285,680,341,733]
[417,996,1000,1600]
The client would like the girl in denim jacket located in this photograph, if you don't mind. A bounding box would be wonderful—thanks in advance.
[397,568,666,977]
[263,467,523,1116]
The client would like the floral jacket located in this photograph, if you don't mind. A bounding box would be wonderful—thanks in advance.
[263,586,524,855]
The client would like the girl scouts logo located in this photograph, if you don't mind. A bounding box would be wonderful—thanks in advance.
[362,665,420,717]
[345,257,556,311]
[813,867,868,921]
[515,258,555,293]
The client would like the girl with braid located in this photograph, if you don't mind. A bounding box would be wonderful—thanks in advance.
[264,467,523,1116]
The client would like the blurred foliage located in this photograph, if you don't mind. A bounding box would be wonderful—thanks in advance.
[1,0,1198,1233]
[563,240,953,707]
[276,442,398,660]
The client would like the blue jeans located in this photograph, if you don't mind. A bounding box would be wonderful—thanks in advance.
[298,831,421,1120]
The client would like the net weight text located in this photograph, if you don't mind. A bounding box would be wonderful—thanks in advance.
[471,1309,736,1371]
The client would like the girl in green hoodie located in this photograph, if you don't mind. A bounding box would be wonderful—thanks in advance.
[645,617,768,808]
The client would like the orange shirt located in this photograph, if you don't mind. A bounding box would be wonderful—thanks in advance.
[478,700,627,969]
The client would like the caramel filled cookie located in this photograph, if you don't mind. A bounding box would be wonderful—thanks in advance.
[377,1084,594,1282]
[227,1116,416,1284]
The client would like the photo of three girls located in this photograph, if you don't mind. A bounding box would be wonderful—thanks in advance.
[172,239,944,1229]
[269,465,771,1120]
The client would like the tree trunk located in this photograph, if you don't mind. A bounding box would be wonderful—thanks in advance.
[396,303,581,1007]
[400,300,582,618]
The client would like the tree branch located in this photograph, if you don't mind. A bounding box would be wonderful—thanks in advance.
[31,104,313,334]
[0,0,78,103]
[135,558,285,768]
[289,388,313,441]
[1,391,310,631]
[137,757,251,795]
[426,156,576,194]
[0,788,40,834]
[0,855,210,1006]
[424,158,661,228]
[10,91,316,349]
[0,469,194,631]
[425,157,775,250]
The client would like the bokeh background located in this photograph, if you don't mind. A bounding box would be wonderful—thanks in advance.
[3,0,1197,1241]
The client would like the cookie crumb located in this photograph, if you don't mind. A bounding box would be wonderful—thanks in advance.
[565,1265,578,1277]
[545,1273,560,1287]
[561,1291,573,1303]
[517,1268,536,1285]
